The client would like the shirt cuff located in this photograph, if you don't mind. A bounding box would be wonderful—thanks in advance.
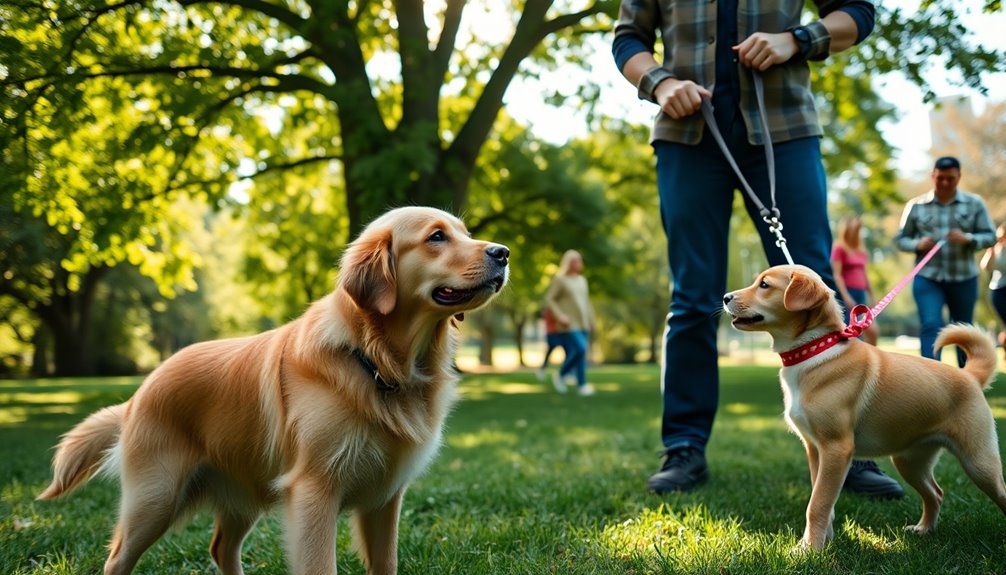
[803,21,832,61]
[637,66,675,103]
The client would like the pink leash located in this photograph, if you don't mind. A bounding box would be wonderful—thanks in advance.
[839,240,946,339]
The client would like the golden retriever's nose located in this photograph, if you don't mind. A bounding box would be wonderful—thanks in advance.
[723,294,734,305]
[487,244,510,265]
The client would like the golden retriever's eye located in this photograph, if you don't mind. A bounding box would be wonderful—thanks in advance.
[759,280,770,289]
[427,230,447,243]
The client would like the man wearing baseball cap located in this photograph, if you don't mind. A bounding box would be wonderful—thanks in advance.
[895,156,996,364]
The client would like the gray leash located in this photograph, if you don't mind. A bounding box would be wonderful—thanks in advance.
[699,72,794,265]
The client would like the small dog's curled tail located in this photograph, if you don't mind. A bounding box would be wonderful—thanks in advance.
[934,324,998,389]
[37,403,125,500]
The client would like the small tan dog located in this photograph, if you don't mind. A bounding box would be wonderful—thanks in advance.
[723,264,1006,550]
[38,206,509,575]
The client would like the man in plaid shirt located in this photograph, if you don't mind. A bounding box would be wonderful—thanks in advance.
[895,156,996,365]
[613,0,904,499]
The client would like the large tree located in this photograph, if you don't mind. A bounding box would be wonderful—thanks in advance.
[2,0,1003,375]
[5,1,1003,232]
[2,0,618,238]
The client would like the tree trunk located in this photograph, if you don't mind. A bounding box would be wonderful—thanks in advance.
[30,325,50,377]
[51,319,92,376]
[477,312,495,367]
[512,314,527,368]
[44,267,108,376]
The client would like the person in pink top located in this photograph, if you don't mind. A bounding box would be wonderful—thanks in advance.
[831,215,878,345]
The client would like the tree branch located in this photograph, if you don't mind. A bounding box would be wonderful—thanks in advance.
[166,154,343,194]
[540,1,612,37]
[433,0,465,80]
[177,0,307,32]
[394,0,439,128]
[449,0,553,165]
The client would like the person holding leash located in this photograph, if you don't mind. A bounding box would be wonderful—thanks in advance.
[895,156,996,366]
[613,0,903,498]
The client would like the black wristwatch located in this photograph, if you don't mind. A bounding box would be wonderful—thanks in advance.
[789,26,813,61]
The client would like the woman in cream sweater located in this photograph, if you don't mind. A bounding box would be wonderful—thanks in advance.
[544,250,596,395]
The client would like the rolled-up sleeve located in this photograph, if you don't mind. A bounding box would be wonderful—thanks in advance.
[895,202,921,253]
[971,198,997,250]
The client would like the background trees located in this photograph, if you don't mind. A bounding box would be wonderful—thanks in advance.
[2,0,1004,375]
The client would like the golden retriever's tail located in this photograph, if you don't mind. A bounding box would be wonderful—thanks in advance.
[37,403,125,500]
[934,324,998,389]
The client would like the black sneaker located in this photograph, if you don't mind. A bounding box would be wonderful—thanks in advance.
[647,446,709,494]
[843,459,905,499]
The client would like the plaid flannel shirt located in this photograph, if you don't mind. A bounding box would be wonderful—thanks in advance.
[894,190,996,282]
[613,0,856,145]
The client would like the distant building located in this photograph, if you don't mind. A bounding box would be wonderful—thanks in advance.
[929,95,974,152]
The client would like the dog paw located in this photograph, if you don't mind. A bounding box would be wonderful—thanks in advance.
[791,538,825,554]
[904,524,934,535]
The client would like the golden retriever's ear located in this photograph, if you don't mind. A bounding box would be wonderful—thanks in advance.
[338,229,396,315]
[783,271,828,312]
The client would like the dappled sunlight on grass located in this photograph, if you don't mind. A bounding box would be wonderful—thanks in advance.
[0,405,77,426]
[600,504,742,554]
[595,503,822,572]
[448,428,519,449]
[989,404,1006,419]
[5,365,1006,574]
[0,391,89,405]
[842,518,903,552]
[459,380,544,400]
[0,376,143,389]
[734,415,787,433]
[723,402,758,415]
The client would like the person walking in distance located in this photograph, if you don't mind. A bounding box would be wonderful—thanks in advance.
[980,222,1006,352]
[895,156,996,365]
[832,215,878,345]
[543,250,596,396]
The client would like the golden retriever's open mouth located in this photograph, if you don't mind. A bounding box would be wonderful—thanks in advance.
[730,313,764,326]
[433,275,506,307]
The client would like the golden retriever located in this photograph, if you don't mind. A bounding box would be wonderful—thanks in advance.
[38,206,510,575]
[722,264,1006,550]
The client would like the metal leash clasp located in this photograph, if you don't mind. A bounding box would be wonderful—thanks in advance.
[761,208,794,265]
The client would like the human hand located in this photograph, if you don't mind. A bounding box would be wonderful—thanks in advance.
[917,236,936,252]
[946,229,971,246]
[734,32,799,71]
[557,314,572,327]
[654,78,712,119]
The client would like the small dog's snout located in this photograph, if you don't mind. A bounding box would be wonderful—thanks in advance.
[723,294,734,305]
[487,244,510,265]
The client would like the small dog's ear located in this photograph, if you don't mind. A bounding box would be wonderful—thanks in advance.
[338,228,396,315]
[783,271,828,312]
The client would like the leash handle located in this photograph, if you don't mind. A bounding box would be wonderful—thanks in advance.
[700,72,792,265]
[839,239,945,339]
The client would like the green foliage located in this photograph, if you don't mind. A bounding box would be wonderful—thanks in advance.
[2,0,1003,376]
[866,2,1006,102]
[4,365,1006,573]
[812,55,900,215]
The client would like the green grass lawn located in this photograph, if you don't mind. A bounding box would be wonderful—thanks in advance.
[3,365,1006,574]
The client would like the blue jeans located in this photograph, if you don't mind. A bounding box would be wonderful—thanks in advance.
[912,275,977,366]
[654,124,834,451]
[555,330,588,387]
[541,333,562,368]
[842,287,869,324]
[992,287,1006,329]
